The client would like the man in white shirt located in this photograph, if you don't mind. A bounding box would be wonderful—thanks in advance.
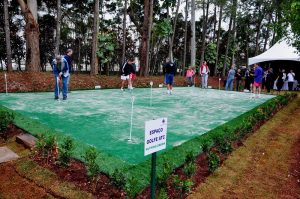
[287,70,295,91]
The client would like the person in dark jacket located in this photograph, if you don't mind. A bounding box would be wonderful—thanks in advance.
[52,55,70,100]
[265,68,274,93]
[120,57,135,91]
[235,68,242,91]
[64,49,73,91]
[163,58,176,95]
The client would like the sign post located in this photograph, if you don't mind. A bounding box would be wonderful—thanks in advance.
[145,118,167,199]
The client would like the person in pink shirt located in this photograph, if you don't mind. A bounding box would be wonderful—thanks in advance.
[186,66,195,86]
[199,61,210,88]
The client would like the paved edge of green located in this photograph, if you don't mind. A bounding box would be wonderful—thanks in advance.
[0,93,295,194]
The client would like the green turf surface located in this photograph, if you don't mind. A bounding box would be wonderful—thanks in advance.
[0,88,274,164]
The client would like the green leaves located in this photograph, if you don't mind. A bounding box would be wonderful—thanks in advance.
[97,32,117,64]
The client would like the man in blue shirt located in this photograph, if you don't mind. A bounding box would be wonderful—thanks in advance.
[64,49,73,92]
[163,58,176,95]
[252,63,264,98]
[52,55,70,100]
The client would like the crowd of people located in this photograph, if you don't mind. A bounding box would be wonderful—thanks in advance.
[51,52,297,100]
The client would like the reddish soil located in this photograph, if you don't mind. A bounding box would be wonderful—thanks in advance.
[32,156,125,199]
[0,71,224,92]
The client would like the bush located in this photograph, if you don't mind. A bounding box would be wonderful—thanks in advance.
[58,136,74,166]
[82,146,100,179]
[207,152,220,172]
[218,140,232,155]
[111,169,126,188]
[157,159,173,188]
[183,162,197,178]
[185,151,196,164]
[125,176,139,199]
[182,179,193,194]
[0,110,14,138]
[35,134,57,163]
[157,188,169,199]
[201,140,211,154]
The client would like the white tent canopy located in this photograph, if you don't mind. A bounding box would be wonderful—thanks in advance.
[248,39,300,65]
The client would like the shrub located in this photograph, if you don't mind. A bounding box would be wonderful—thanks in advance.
[182,179,193,194]
[207,152,220,172]
[183,162,197,178]
[0,110,14,138]
[58,136,74,166]
[172,175,182,191]
[157,188,169,199]
[157,159,173,188]
[35,134,57,163]
[185,151,196,164]
[218,140,232,155]
[201,140,211,154]
[111,169,126,188]
[82,146,100,179]
[125,176,139,199]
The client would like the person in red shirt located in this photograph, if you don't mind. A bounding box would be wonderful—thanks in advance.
[199,61,210,88]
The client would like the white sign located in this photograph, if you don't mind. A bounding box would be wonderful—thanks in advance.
[144,118,167,156]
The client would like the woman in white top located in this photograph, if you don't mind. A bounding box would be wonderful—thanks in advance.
[287,70,295,91]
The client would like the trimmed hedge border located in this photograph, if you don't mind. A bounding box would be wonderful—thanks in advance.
[0,92,297,195]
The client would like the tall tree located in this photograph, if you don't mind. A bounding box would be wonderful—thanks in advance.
[200,0,210,65]
[4,0,12,72]
[140,0,150,76]
[17,0,40,71]
[214,0,224,76]
[191,0,196,66]
[91,0,100,75]
[146,0,154,73]
[222,14,232,77]
[168,0,181,62]
[54,0,61,55]
[121,0,128,64]
[183,0,189,70]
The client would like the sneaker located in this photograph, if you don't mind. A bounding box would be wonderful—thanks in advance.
[63,96,67,100]
[54,96,59,100]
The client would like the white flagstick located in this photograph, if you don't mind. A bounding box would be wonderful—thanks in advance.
[219,78,221,90]
[150,81,153,107]
[128,96,135,142]
[56,77,60,99]
[4,73,8,95]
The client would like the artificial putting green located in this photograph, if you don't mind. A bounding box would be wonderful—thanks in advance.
[0,87,274,165]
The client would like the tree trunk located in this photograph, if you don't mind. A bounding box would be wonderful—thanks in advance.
[145,0,153,75]
[222,15,232,77]
[169,0,181,62]
[90,0,100,75]
[4,0,13,72]
[214,4,223,76]
[200,0,210,65]
[18,0,40,72]
[230,0,237,66]
[122,0,128,64]
[212,5,217,43]
[140,0,150,76]
[55,0,61,55]
[183,0,189,70]
[263,14,272,52]
[191,0,196,66]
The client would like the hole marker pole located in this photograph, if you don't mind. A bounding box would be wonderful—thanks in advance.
[129,96,135,141]
[4,73,8,95]
[150,81,153,107]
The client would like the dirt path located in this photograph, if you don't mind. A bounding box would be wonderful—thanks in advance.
[189,95,300,199]
[0,162,55,199]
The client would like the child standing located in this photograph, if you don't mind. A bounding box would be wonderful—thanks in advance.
[186,66,195,86]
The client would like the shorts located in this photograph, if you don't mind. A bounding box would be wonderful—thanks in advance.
[253,82,261,87]
[121,75,129,80]
[165,73,174,85]
[130,73,136,80]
